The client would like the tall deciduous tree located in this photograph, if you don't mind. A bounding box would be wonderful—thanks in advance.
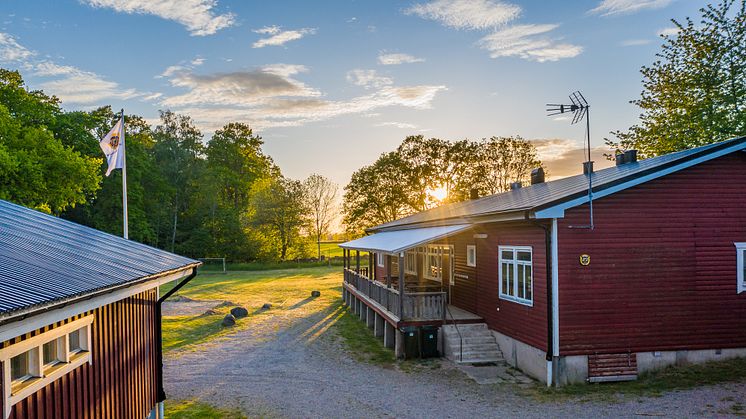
[475,136,543,195]
[607,0,746,157]
[251,177,308,260]
[303,174,338,259]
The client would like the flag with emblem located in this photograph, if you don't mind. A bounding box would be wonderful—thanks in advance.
[99,117,124,176]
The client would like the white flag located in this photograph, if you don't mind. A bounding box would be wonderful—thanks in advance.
[99,118,124,176]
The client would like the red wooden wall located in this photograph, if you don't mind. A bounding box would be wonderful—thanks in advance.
[558,152,746,355]
[1,288,159,418]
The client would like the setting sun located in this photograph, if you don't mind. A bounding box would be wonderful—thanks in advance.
[428,185,448,202]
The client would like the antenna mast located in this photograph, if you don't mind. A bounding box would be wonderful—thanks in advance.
[546,91,594,229]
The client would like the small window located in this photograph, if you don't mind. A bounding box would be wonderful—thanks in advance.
[377,253,384,268]
[466,245,476,267]
[737,243,746,294]
[69,329,81,352]
[498,246,533,306]
[42,340,59,366]
[10,352,30,383]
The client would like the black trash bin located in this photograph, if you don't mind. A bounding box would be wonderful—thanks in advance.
[401,326,420,359]
[420,325,439,358]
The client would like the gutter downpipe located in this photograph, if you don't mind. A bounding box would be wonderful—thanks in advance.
[528,211,558,387]
[154,267,198,413]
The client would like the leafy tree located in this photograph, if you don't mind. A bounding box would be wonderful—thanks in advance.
[0,71,100,214]
[607,0,746,157]
[474,136,543,195]
[303,174,338,258]
[251,177,309,260]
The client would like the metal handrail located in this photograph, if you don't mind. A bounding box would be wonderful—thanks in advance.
[444,305,463,363]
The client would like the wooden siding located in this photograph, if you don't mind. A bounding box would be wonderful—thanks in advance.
[442,224,548,351]
[558,152,746,355]
[1,289,158,418]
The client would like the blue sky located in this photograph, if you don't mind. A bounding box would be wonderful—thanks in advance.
[0,0,703,185]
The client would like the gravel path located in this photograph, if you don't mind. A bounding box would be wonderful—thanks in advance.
[164,300,746,418]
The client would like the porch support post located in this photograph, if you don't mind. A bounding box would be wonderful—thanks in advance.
[374,312,384,338]
[356,250,360,274]
[399,251,405,320]
[366,307,374,329]
[395,329,405,359]
[386,255,392,288]
[383,321,395,349]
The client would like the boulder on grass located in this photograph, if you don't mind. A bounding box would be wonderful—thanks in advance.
[311,290,321,298]
[222,314,236,327]
[261,303,272,310]
[230,306,249,319]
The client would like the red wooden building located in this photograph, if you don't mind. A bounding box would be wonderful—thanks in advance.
[341,136,746,385]
[0,200,200,417]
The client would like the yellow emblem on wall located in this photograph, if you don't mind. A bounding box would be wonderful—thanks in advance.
[579,254,590,266]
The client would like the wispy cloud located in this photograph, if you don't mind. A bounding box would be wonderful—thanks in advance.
[590,0,673,16]
[346,69,393,89]
[406,0,581,62]
[533,138,613,179]
[376,121,418,129]
[158,64,446,131]
[620,38,651,46]
[252,25,316,48]
[378,52,425,65]
[0,32,148,105]
[405,0,521,30]
[81,0,234,36]
[478,24,582,62]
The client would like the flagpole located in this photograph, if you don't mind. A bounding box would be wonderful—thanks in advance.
[121,108,128,239]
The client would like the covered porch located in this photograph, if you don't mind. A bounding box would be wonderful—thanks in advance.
[340,225,481,357]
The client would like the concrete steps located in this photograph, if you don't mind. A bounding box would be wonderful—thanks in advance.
[442,323,505,364]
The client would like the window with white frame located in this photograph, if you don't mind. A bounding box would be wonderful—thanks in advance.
[466,245,477,267]
[498,246,533,306]
[737,243,745,294]
[1,315,94,415]
[404,251,417,275]
[377,253,384,268]
[425,245,443,282]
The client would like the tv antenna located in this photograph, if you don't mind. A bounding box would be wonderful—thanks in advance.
[546,91,594,229]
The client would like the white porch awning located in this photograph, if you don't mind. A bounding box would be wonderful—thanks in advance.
[339,224,471,255]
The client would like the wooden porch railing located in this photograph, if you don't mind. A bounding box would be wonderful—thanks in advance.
[343,268,444,321]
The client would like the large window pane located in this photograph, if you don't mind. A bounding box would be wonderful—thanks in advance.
[10,352,29,381]
[502,263,509,295]
[517,264,525,298]
[525,267,532,300]
[69,329,81,352]
[43,340,58,365]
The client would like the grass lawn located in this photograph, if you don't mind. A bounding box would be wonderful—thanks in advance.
[530,356,746,402]
[161,266,342,353]
[165,399,246,418]
[318,241,344,258]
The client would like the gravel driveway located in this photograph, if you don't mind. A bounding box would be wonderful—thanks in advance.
[164,299,746,418]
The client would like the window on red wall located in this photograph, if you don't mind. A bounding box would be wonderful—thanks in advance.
[498,246,533,306]
[737,243,745,294]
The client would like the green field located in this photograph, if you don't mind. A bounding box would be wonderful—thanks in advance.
[318,241,344,258]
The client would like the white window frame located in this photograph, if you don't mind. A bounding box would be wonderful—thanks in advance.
[466,245,477,267]
[376,253,384,268]
[404,251,417,275]
[498,246,533,306]
[737,243,746,294]
[1,315,94,417]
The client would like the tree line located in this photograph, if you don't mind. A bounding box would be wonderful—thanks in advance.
[0,69,338,262]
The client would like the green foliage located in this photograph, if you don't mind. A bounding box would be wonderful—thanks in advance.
[0,71,101,214]
[251,177,310,260]
[343,135,543,233]
[607,0,746,158]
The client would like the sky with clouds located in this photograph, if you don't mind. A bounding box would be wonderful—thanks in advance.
[0,0,701,185]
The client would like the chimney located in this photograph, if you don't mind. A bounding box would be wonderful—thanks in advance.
[624,149,638,164]
[583,161,594,175]
[469,188,479,200]
[510,182,522,190]
[615,149,639,166]
[530,167,545,185]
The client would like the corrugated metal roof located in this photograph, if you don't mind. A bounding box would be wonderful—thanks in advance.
[340,224,471,253]
[0,200,199,316]
[373,136,746,231]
